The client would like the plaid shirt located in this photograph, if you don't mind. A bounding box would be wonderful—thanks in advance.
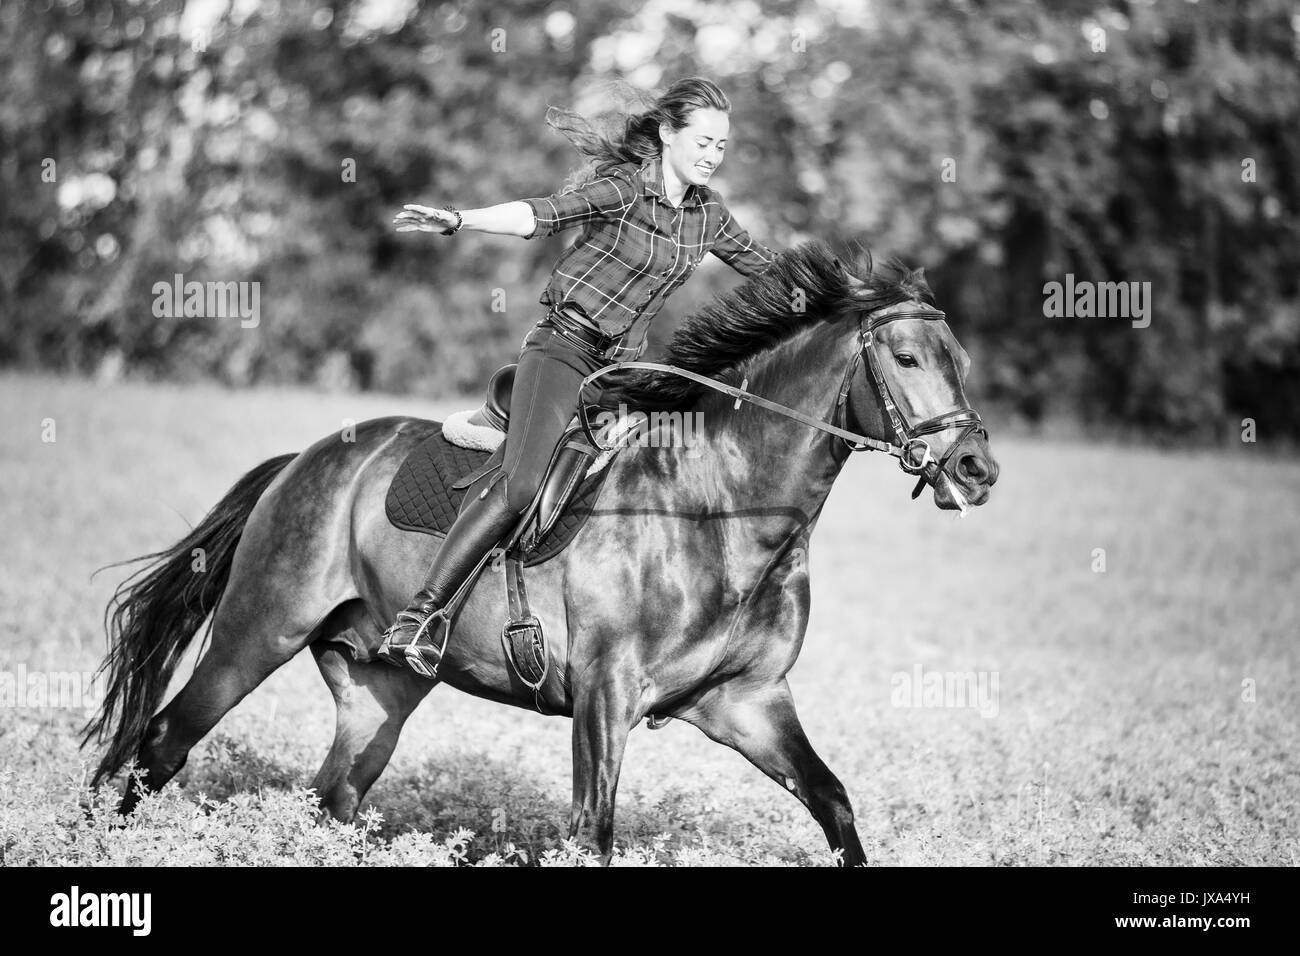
[523,155,778,347]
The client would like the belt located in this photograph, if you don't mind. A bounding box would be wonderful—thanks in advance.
[542,306,623,360]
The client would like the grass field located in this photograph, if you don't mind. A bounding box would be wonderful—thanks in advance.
[1,371,1297,866]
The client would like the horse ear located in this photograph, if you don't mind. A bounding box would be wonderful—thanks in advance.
[836,257,867,294]
[908,266,931,298]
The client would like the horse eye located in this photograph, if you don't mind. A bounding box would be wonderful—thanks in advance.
[895,353,918,368]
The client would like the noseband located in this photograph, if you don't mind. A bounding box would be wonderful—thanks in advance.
[577,303,987,499]
[833,307,987,498]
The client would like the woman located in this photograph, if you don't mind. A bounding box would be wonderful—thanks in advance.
[379,76,780,678]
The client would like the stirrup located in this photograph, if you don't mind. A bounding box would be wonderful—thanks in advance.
[401,607,452,679]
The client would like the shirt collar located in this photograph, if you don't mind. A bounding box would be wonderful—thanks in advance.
[639,155,700,208]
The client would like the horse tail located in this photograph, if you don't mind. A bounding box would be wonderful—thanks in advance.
[81,453,298,787]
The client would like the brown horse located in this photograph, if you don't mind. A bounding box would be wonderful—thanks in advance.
[84,241,999,865]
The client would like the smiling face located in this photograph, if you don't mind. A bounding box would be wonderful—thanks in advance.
[660,107,729,188]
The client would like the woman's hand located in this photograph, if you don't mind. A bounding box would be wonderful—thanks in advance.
[393,204,460,234]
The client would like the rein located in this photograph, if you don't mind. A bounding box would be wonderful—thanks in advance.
[580,361,899,456]
[577,305,987,500]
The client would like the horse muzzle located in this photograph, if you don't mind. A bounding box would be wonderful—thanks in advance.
[928,432,998,514]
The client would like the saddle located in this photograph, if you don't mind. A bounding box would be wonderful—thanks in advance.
[384,365,617,703]
[385,365,611,563]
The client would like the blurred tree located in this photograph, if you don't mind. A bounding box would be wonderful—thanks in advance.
[0,0,1296,441]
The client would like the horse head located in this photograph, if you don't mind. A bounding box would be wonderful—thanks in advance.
[836,259,999,512]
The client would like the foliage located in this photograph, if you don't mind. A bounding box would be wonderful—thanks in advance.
[0,0,1297,439]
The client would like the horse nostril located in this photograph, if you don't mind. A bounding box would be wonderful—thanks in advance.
[958,453,988,484]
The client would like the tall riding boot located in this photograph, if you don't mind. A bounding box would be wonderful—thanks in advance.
[376,475,518,678]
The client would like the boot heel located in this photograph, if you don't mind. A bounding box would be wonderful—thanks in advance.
[375,632,404,667]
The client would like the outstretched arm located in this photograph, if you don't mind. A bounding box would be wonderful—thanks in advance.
[394,169,637,240]
[394,201,536,237]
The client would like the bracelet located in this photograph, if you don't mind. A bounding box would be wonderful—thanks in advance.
[441,208,463,236]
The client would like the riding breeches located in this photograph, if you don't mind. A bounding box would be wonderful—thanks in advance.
[498,319,615,514]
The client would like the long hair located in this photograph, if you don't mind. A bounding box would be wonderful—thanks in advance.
[544,77,732,192]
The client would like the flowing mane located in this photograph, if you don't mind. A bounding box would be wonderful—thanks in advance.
[602,239,934,411]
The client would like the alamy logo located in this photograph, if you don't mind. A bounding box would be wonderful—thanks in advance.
[49,886,151,936]
[1042,273,1151,328]
[891,664,999,718]
[590,404,706,458]
[0,664,103,712]
[152,273,260,328]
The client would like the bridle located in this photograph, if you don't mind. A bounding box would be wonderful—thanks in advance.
[577,302,987,500]
[833,306,987,499]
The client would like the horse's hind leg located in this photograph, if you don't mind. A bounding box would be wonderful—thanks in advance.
[121,581,333,813]
[310,609,435,821]
[688,680,866,867]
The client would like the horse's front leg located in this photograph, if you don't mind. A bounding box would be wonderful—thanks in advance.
[690,680,866,866]
[568,663,645,865]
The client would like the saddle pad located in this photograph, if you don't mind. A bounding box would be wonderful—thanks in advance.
[384,425,611,567]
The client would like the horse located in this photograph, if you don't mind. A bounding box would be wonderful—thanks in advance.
[83,240,999,866]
